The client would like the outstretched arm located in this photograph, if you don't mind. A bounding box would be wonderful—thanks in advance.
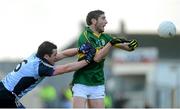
[110,37,138,51]
[114,43,134,51]
[93,39,138,62]
[114,39,138,51]
[52,46,96,76]
[52,60,88,76]
[55,48,78,62]
[55,43,95,62]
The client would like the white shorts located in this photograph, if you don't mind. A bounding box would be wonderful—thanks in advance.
[72,84,105,99]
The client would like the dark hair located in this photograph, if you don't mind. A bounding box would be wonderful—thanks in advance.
[86,10,104,26]
[36,41,57,59]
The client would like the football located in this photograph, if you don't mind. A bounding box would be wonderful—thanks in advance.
[158,21,176,38]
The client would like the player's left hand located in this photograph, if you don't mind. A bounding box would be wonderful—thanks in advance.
[128,39,138,50]
[84,48,96,63]
[78,42,94,53]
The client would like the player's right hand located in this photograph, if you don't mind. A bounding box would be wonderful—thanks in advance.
[110,37,130,46]
[128,39,138,50]
[84,48,96,63]
[78,42,94,53]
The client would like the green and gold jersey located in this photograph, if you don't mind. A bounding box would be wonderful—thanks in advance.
[72,27,113,86]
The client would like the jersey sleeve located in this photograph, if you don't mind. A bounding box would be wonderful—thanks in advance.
[104,34,113,41]
[77,32,87,60]
[38,63,55,77]
[78,31,91,47]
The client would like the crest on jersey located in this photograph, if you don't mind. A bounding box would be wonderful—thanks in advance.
[100,39,106,46]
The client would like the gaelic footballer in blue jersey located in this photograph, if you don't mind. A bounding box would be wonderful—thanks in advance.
[0,41,96,108]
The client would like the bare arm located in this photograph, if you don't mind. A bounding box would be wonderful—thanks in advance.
[55,48,78,62]
[93,42,134,62]
[52,60,88,76]
[93,42,112,62]
[109,37,138,51]
[114,43,134,51]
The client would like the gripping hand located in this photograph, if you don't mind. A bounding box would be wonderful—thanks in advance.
[128,39,138,50]
[78,42,93,53]
[84,48,96,63]
[110,37,130,46]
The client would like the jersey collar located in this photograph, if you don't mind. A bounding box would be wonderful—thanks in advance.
[85,27,102,39]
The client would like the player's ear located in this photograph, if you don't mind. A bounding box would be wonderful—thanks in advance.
[91,18,97,25]
[44,54,49,60]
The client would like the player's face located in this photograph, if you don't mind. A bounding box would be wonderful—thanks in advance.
[47,49,57,65]
[95,14,107,33]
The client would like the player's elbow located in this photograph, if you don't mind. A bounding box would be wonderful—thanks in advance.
[93,57,101,63]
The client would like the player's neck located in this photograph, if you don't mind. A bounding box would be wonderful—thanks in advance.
[89,26,100,35]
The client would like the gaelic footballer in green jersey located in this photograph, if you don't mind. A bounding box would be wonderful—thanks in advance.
[72,10,138,108]
[72,27,113,86]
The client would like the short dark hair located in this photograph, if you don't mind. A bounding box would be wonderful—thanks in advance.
[36,41,57,59]
[86,10,104,26]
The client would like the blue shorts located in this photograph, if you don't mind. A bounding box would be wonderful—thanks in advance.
[0,82,24,108]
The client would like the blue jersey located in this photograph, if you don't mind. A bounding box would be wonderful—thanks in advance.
[1,54,55,99]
